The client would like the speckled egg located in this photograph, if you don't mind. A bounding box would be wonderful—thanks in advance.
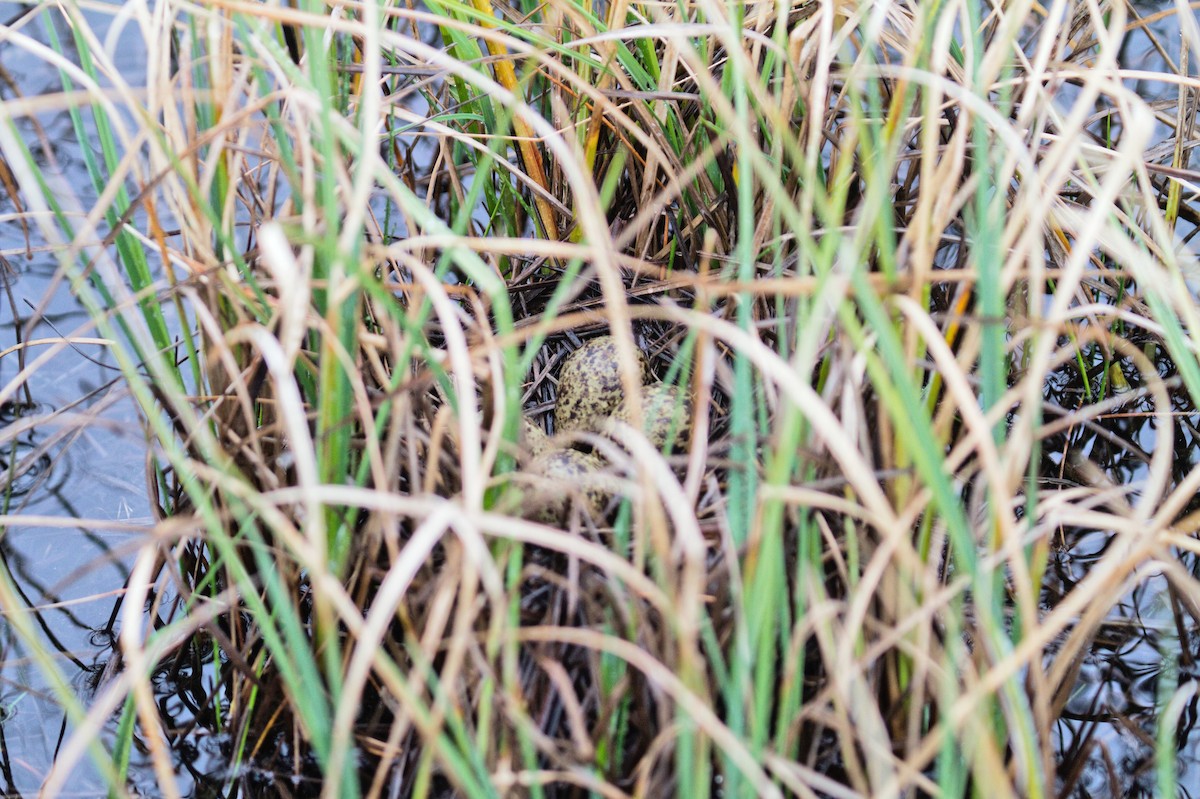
[609,382,693,451]
[554,336,650,435]
[519,415,550,462]
[525,447,610,522]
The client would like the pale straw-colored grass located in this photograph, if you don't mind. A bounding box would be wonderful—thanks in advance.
[1,0,1198,795]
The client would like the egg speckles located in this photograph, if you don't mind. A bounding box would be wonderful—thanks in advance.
[554,336,649,435]
[513,334,694,526]
[519,415,550,462]
[610,382,693,451]
[526,448,609,521]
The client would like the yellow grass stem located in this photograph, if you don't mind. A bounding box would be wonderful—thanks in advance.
[469,0,560,242]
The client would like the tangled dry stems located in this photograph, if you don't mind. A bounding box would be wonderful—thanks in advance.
[1,0,1199,795]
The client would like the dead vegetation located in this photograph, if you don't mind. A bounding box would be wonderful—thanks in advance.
[1,0,1200,796]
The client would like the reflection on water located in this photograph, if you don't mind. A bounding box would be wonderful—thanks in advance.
[0,4,157,793]
[1045,525,1200,797]
[0,305,152,795]
[1036,0,1200,786]
[1038,312,1200,795]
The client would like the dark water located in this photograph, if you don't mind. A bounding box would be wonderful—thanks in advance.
[1033,3,1200,793]
[0,3,162,793]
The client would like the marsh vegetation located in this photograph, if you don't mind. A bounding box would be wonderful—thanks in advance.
[1,0,1200,795]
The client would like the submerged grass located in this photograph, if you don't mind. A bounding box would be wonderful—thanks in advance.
[1,0,1200,795]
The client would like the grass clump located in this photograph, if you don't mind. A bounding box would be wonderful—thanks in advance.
[1,0,1199,795]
